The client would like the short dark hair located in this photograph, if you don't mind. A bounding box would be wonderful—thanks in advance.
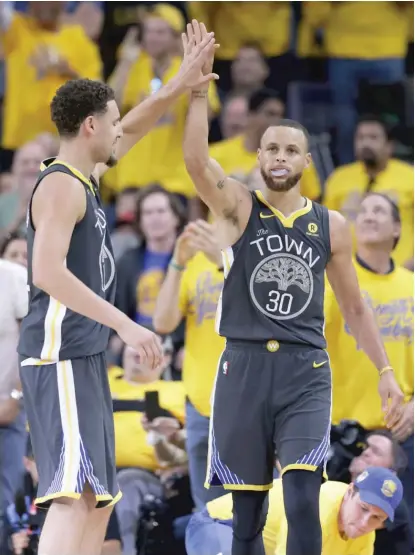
[51,79,115,137]
[136,183,187,237]
[0,230,26,258]
[274,118,310,146]
[357,114,393,141]
[367,429,408,476]
[364,192,401,249]
[248,88,283,113]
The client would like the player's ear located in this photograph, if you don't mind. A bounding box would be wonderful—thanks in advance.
[257,148,261,163]
[305,152,312,169]
[84,115,95,135]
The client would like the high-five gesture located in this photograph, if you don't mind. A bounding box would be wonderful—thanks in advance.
[176,21,218,91]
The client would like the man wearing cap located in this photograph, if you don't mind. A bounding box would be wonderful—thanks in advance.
[185,467,404,555]
[106,4,220,205]
[326,192,414,525]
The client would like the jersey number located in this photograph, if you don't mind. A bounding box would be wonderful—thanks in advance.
[266,290,293,315]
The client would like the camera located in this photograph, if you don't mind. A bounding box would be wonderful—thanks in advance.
[327,420,368,482]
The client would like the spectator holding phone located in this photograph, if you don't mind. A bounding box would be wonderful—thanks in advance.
[108,340,186,555]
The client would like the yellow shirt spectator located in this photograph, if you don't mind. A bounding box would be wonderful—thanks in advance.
[1,12,102,150]
[300,1,412,59]
[326,260,414,430]
[207,480,375,555]
[179,252,225,417]
[188,2,291,60]
[109,367,186,470]
[108,53,220,197]
[324,159,414,266]
[209,135,321,201]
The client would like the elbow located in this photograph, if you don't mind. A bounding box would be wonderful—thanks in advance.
[32,261,54,293]
[153,317,176,335]
[343,296,367,320]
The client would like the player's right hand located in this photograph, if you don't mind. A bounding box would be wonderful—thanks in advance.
[117,320,163,370]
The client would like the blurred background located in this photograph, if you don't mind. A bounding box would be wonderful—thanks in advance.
[0,2,413,555]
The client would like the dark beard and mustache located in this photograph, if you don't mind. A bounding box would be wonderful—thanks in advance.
[260,168,303,192]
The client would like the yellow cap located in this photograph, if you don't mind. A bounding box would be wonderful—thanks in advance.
[144,4,185,34]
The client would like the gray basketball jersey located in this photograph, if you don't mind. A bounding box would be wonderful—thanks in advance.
[18,158,116,361]
[216,191,331,349]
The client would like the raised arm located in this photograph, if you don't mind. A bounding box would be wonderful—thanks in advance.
[326,210,404,426]
[93,25,218,181]
[183,21,251,235]
[31,173,162,368]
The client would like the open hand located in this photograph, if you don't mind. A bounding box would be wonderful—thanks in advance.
[186,220,222,266]
[378,370,404,429]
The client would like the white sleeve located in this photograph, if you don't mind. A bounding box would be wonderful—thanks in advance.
[11,263,28,320]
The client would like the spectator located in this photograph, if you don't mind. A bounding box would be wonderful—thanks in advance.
[109,342,186,555]
[114,184,186,329]
[301,1,413,163]
[229,44,269,98]
[0,257,27,511]
[209,88,322,200]
[349,431,413,555]
[0,141,47,238]
[326,193,414,526]
[4,440,122,555]
[0,232,27,268]
[154,220,225,509]
[0,1,102,167]
[186,467,403,555]
[219,94,249,140]
[110,187,140,262]
[106,4,220,207]
[324,116,414,269]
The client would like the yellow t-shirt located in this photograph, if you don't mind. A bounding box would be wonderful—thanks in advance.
[106,52,220,197]
[326,261,414,429]
[324,159,414,266]
[207,480,374,555]
[108,367,186,470]
[302,1,412,59]
[2,13,102,149]
[209,135,321,201]
[179,253,225,417]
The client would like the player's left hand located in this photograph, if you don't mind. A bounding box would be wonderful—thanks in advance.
[391,399,414,442]
[378,370,404,429]
[177,20,219,91]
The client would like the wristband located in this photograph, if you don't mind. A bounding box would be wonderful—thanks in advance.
[379,366,393,377]
[170,260,185,272]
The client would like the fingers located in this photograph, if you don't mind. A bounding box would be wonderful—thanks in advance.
[181,32,188,54]
[385,395,403,429]
[192,19,202,44]
[136,344,148,367]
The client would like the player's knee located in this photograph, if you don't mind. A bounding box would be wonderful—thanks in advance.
[232,490,268,541]
[282,469,321,525]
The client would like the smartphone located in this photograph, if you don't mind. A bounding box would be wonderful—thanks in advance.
[144,391,163,422]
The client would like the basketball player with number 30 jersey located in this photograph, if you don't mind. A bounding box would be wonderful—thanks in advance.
[17,28,219,555]
[183,20,404,555]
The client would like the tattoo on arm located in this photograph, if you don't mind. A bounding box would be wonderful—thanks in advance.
[191,91,208,99]
[217,179,225,190]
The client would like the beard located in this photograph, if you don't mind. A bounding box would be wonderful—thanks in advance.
[260,168,302,192]
[359,147,379,170]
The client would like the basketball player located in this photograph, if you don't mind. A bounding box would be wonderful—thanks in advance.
[183,21,404,555]
[17,30,218,555]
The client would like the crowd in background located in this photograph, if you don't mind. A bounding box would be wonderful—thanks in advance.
[0,2,413,555]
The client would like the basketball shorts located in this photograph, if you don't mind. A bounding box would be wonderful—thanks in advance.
[19,352,121,509]
[205,340,332,491]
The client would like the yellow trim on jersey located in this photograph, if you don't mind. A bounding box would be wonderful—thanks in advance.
[35,490,122,507]
[40,296,67,364]
[255,190,312,228]
[47,299,63,361]
[281,463,329,481]
[204,481,274,491]
[39,158,96,195]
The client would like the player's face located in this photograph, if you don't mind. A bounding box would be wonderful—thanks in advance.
[139,192,179,241]
[341,488,387,538]
[142,18,176,58]
[354,122,391,166]
[350,435,395,478]
[355,195,400,249]
[2,238,27,268]
[258,126,311,192]
[93,100,123,167]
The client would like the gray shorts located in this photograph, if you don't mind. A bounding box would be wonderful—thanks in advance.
[19,352,121,509]
[205,340,332,491]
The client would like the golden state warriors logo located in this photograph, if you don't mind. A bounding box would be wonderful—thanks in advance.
[307,222,318,235]
[381,480,397,498]
[266,340,280,352]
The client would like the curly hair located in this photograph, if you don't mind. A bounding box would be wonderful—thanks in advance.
[51,79,115,137]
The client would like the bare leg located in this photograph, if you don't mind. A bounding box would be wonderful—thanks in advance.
[78,504,113,555]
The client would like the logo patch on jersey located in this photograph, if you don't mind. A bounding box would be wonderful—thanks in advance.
[260,212,276,219]
[307,222,318,236]
[249,253,314,321]
[313,360,326,368]
[222,361,228,375]
[266,340,279,352]
[95,209,116,292]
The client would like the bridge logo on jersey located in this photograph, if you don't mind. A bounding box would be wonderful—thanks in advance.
[95,209,116,292]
